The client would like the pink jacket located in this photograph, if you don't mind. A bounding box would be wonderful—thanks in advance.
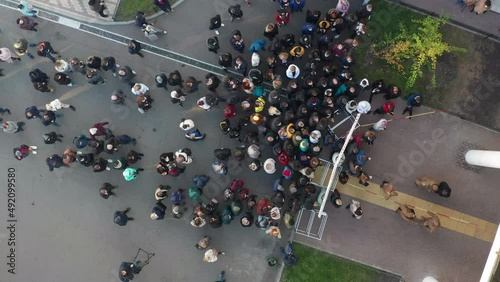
[336,0,350,13]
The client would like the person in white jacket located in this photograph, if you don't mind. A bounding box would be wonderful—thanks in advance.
[0,48,21,63]
[346,199,363,219]
[131,83,149,95]
[285,64,300,79]
[179,118,195,131]
[54,59,70,73]
[45,99,76,111]
[371,118,387,131]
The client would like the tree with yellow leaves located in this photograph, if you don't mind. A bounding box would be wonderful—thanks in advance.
[373,16,466,89]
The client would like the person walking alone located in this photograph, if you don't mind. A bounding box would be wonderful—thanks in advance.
[128,39,144,58]
[402,93,423,119]
[114,208,134,226]
[209,14,225,35]
[3,121,25,133]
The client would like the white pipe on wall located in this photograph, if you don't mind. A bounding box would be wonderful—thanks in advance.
[465,150,500,169]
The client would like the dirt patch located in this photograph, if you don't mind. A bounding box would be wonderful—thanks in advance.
[433,29,500,131]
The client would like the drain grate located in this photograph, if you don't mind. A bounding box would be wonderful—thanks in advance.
[455,141,483,174]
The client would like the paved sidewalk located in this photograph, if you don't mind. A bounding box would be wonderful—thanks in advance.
[396,0,500,40]
[313,168,498,242]
[26,0,117,23]
[15,0,500,41]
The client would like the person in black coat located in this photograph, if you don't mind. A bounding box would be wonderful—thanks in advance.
[77,152,94,167]
[207,36,220,54]
[155,73,168,89]
[41,111,61,127]
[127,150,144,164]
[127,39,144,58]
[54,72,76,87]
[86,56,102,69]
[263,23,279,41]
[99,182,116,199]
[234,56,248,76]
[43,131,63,144]
[114,208,133,226]
[228,5,243,22]
[46,154,66,171]
[240,212,254,227]
[25,105,44,119]
[356,4,372,21]
[135,11,148,27]
[205,73,220,91]
[218,52,232,72]
[384,85,402,100]
[102,56,118,76]
[89,139,104,155]
[119,261,141,282]
[93,157,110,172]
[230,30,245,53]
[150,201,167,220]
[118,66,136,87]
[209,14,224,35]
[167,70,184,88]
[154,0,173,13]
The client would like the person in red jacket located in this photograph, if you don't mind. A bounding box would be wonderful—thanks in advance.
[275,10,290,27]
[89,121,111,139]
[372,101,395,115]
[257,197,271,215]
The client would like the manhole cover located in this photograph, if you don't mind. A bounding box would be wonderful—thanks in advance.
[455,141,483,174]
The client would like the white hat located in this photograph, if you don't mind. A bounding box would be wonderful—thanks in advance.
[89,128,97,135]
[264,158,276,174]
[270,207,281,220]
[172,205,180,214]
[247,144,260,158]
[356,101,371,114]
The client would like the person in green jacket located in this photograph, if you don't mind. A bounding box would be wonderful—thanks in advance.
[122,167,144,181]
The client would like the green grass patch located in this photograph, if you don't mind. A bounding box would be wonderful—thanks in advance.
[280,243,400,282]
[114,0,176,21]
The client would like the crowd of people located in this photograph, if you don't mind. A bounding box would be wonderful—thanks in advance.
[0,0,455,281]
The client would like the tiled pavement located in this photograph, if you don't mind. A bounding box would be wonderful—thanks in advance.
[28,0,118,23]
[314,166,498,243]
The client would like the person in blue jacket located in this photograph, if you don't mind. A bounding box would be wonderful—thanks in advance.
[290,0,306,13]
[18,1,37,17]
[402,93,424,118]
[248,39,267,52]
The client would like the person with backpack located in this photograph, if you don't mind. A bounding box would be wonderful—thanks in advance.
[13,144,37,160]
[43,131,63,144]
[46,154,66,171]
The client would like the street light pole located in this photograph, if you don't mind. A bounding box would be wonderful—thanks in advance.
[318,112,362,218]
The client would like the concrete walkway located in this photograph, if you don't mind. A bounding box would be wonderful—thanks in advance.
[313,167,498,243]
